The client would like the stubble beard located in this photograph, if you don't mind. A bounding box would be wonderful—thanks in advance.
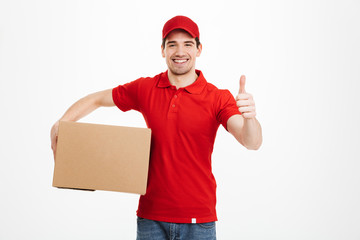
[168,61,195,76]
[169,67,191,76]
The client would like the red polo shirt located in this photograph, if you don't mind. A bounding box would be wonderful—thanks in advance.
[112,70,240,223]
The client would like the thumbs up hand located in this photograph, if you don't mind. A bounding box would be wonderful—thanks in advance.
[236,75,256,119]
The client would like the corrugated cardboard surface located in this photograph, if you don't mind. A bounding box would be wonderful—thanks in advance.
[52,121,151,195]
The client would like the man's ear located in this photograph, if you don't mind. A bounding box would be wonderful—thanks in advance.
[161,45,165,58]
[196,44,202,57]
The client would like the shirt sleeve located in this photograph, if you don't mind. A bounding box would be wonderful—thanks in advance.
[112,78,143,112]
[216,89,241,130]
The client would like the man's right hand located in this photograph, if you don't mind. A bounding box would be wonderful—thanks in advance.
[50,121,60,160]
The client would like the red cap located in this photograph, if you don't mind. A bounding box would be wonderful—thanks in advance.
[162,16,200,40]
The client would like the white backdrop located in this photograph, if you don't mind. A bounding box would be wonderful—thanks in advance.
[1,0,360,239]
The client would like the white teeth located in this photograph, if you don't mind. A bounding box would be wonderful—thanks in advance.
[174,59,187,63]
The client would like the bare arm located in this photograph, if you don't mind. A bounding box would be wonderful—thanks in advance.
[50,89,115,158]
[227,114,262,150]
[227,75,262,150]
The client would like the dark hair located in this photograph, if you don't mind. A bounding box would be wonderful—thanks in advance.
[162,37,201,49]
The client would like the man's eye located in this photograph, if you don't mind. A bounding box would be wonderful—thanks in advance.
[185,44,193,47]
[169,44,175,47]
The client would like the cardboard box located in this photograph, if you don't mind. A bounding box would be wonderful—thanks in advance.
[52,121,151,195]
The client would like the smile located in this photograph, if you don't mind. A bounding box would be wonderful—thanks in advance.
[173,59,188,64]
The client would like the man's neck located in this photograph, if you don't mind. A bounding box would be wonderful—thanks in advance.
[168,70,198,89]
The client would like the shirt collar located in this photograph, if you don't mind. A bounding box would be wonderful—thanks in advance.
[157,70,207,95]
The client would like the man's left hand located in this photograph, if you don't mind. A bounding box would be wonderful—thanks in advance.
[236,75,256,119]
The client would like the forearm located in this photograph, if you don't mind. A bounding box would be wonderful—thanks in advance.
[241,117,262,150]
[60,94,99,122]
[50,89,114,157]
[59,89,114,122]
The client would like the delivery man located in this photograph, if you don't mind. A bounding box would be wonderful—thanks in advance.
[50,15,262,240]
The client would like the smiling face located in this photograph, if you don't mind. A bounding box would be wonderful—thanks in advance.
[161,29,202,76]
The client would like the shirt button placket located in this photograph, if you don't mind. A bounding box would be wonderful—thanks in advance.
[168,90,180,119]
[172,91,181,111]
[172,94,178,108]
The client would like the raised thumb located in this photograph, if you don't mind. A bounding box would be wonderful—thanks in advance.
[239,75,246,94]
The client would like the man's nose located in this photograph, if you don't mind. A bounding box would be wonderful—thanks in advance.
[175,45,185,56]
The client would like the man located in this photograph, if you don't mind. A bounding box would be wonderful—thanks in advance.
[51,15,262,240]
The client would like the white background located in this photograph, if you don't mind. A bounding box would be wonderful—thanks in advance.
[1,0,360,239]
